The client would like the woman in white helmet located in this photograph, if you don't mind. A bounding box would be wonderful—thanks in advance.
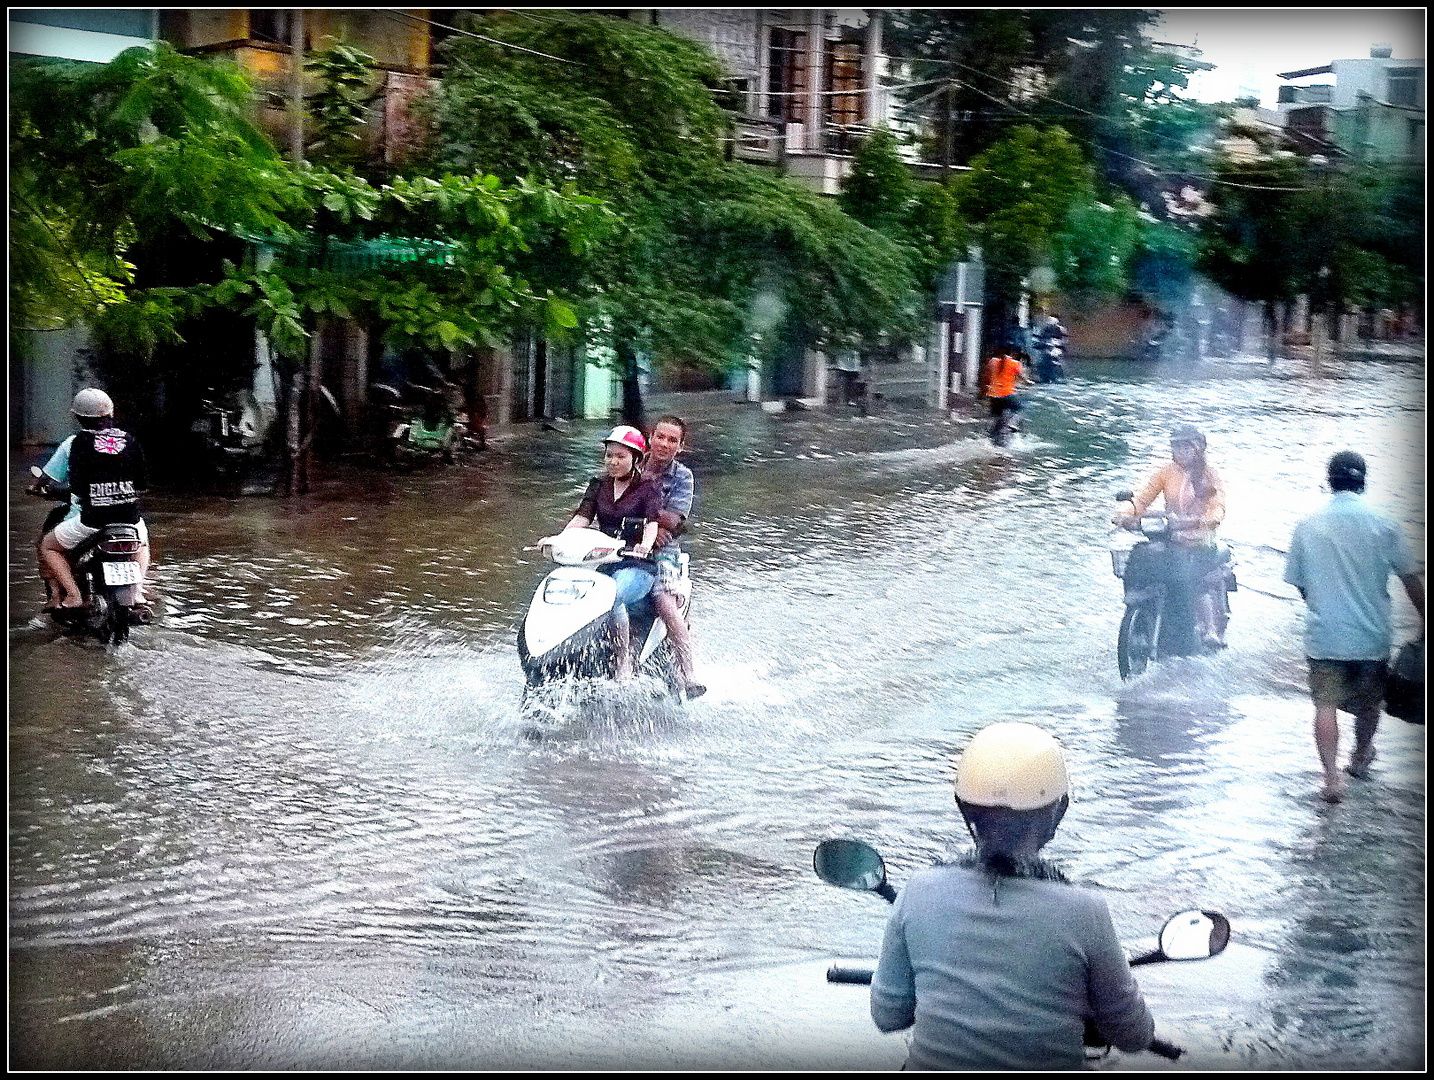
[563,426,663,680]
[869,722,1156,1070]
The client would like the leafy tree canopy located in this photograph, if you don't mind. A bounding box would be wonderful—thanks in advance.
[428,11,926,373]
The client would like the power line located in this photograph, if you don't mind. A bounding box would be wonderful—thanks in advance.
[379,8,579,66]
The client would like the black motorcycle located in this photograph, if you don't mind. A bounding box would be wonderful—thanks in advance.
[1110,492,1235,679]
[28,468,147,645]
[1033,333,1068,384]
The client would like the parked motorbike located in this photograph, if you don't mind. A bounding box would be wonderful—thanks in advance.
[518,528,692,700]
[812,838,1230,1063]
[28,467,146,645]
[1110,492,1236,679]
[192,393,270,491]
[370,381,470,466]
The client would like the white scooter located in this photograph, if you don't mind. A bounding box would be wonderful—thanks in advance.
[518,528,692,699]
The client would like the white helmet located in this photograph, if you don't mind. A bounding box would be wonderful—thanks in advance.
[72,388,115,418]
[953,722,1070,811]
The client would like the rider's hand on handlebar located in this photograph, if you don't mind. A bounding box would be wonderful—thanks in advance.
[630,543,652,559]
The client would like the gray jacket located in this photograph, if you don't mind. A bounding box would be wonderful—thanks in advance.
[870,862,1155,1070]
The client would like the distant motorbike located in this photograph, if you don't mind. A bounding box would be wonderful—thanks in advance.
[1034,333,1068,384]
[371,381,470,466]
[812,838,1231,1063]
[28,467,146,645]
[518,528,692,701]
[1110,492,1236,679]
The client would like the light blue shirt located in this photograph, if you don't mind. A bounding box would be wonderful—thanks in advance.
[41,435,81,521]
[1283,492,1419,660]
[871,863,1153,1070]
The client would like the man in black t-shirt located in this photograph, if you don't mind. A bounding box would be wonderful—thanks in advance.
[35,389,150,611]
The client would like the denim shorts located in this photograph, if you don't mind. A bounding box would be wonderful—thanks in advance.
[601,561,655,609]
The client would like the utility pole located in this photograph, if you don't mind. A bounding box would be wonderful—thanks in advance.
[288,9,305,165]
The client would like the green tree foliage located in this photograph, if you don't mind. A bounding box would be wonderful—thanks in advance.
[839,126,968,293]
[427,11,924,388]
[9,43,297,336]
[839,126,915,230]
[1194,153,1425,319]
[1052,194,1144,309]
[304,41,380,168]
[953,125,1093,278]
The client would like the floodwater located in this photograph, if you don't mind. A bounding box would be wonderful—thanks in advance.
[9,350,1425,1070]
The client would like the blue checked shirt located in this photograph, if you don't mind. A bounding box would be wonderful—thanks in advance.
[649,457,694,555]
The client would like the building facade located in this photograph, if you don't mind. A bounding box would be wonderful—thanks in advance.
[1277,46,1424,163]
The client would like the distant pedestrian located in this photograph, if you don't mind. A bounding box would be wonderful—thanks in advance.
[1283,451,1425,803]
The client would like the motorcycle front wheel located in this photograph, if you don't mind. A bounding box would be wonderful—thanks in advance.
[1118,603,1160,679]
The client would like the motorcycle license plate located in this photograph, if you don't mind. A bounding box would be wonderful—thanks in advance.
[102,561,142,586]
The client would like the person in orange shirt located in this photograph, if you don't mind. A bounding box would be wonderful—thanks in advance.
[1113,425,1230,648]
[981,346,1031,440]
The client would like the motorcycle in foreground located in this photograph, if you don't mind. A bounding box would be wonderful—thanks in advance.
[28,467,147,645]
[518,528,693,702]
[1110,491,1236,679]
[812,838,1230,1064]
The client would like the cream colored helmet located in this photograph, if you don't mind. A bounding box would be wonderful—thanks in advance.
[953,722,1070,811]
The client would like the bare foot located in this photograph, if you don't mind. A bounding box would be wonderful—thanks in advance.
[1345,748,1376,780]
[1320,777,1347,804]
[58,595,85,610]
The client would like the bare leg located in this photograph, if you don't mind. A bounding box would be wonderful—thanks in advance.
[653,591,703,694]
[1313,704,1346,802]
[136,542,152,604]
[610,603,633,682]
[1346,711,1379,778]
[35,541,60,607]
[39,533,83,608]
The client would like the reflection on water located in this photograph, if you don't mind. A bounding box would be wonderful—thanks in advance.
[9,352,1424,1069]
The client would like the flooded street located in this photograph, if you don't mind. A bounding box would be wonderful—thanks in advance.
[9,352,1424,1070]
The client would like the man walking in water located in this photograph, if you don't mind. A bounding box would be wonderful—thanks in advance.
[1284,451,1424,803]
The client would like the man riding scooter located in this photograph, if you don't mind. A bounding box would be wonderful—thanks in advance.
[31,388,152,618]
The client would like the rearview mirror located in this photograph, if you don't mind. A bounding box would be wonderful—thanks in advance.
[1114,489,1134,503]
[1158,909,1231,961]
[1129,909,1231,966]
[814,839,897,902]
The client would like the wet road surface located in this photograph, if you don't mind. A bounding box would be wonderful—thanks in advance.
[9,350,1425,1069]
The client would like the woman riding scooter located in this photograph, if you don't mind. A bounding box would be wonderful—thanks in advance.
[563,426,662,681]
[870,722,1157,1070]
[1113,424,1228,649]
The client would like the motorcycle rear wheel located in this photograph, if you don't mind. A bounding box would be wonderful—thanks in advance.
[1118,603,1159,679]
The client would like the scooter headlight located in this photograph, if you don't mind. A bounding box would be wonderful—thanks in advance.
[543,578,594,605]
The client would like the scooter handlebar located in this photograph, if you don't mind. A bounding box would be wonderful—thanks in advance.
[825,964,875,984]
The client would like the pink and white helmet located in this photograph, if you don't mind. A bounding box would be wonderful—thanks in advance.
[601,425,647,459]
